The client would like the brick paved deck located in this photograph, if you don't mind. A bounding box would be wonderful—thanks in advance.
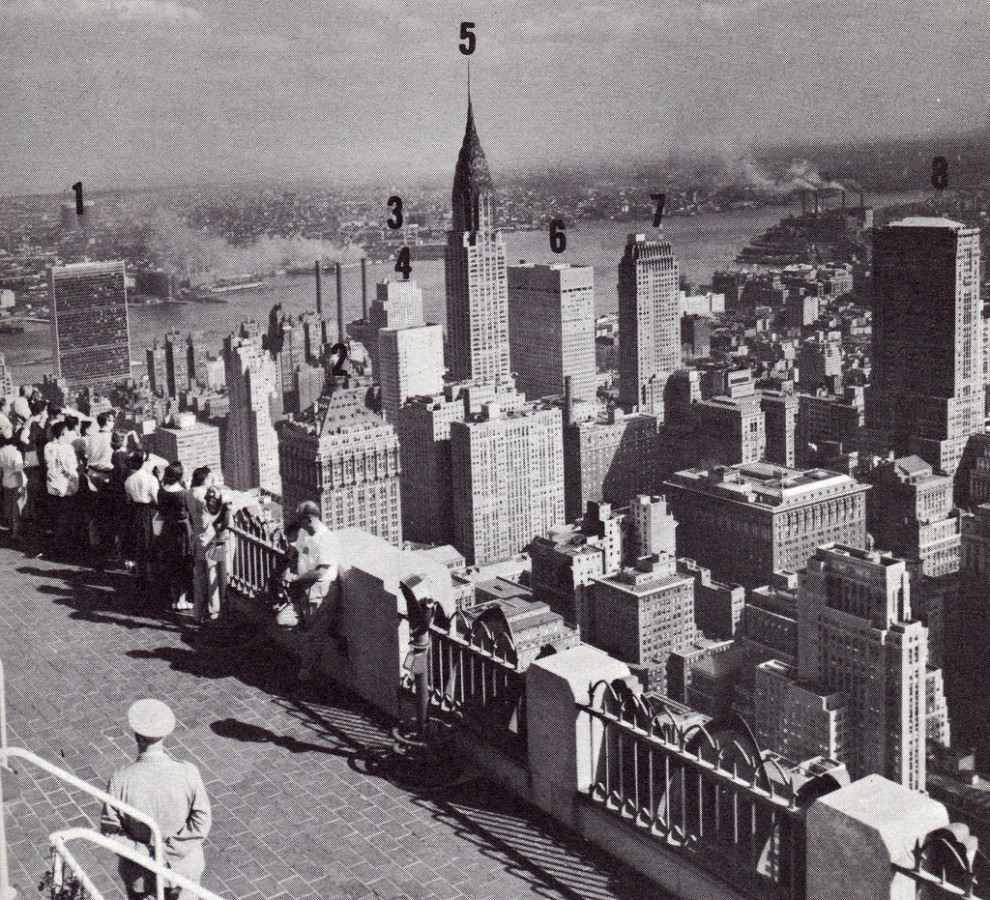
[0,547,670,900]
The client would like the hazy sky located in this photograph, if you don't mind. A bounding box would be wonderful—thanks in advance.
[2,0,989,195]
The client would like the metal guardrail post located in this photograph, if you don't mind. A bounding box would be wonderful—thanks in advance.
[3,748,166,900]
[0,657,16,900]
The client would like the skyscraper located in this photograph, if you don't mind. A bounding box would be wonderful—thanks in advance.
[450,399,564,565]
[507,263,596,403]
[562,407,661,523]
[617,233,680,420]
[49,261,131,391]
[277,382,402,546]
[355,280,426,378]
[393,380,515,547]
[444,94,510,385]
[867,217,982,477]
[797,545,930,790]
[223,322,281,495]
[146,340,167,395]
[164,329,191,399]
[378,323,445,423]
[265,305,326,416]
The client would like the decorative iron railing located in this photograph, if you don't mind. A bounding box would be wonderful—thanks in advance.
[417,616,527,755]
[226,509,288,598]
[581,680,817,900]
[891,826,986,899]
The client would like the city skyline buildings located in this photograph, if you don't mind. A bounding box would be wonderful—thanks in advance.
[277,380,403,546]
[507,262,596,404]
[223,321,282,496]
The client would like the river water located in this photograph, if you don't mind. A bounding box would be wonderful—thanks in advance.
[2,192,923,382]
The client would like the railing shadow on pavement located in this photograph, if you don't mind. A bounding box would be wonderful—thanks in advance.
[408,778,675,900]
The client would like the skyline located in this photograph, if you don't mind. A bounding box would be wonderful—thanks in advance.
[3,0,990,196]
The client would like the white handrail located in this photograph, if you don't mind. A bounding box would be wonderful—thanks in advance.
[2,746,165,900]
[0,657,10,900]
[49,839,105,899]
[0,655,163,900]
[49,827,226,900]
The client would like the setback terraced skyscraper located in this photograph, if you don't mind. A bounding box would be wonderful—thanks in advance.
[866,217,982,477]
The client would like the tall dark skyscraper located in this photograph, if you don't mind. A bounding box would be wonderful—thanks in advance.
[866,217,982,477]
[444,93,509,385]
[617,233,680,420]
[49,260,132,390]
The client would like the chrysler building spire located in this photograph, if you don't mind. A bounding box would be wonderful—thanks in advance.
[451,76,494,233]
[444,85,510,384]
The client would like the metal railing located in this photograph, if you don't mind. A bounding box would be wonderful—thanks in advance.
[581,680,812,900]
[426,619,525,743]
[48,828,225,900]
[226,509,288,599]
[890,826,987,899]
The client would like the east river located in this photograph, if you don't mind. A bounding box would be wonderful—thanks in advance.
[1,193,924,382]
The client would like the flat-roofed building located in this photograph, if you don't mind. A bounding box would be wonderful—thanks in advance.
[562,407,660,523]
[664,461,869,588]
[145,412,222,483]
[49,261,131,391]
[588,553,698,693]
[450,398,564,565]
[507,262,595,403]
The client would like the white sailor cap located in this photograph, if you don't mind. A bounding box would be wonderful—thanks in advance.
[127,699,176,739]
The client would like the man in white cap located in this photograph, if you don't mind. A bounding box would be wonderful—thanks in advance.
[100,699,212,900]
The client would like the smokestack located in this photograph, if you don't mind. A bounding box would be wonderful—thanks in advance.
[315,261,322,317]
[360,257,368,320]
[335,262,344,344]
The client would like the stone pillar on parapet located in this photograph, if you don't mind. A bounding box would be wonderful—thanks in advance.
[525,645,631,828]
[806,773,951,900]
[318,528,456,718]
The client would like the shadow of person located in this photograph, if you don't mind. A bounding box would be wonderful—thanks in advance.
[209,717,352,759]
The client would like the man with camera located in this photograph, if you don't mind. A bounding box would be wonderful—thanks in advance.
[184,466,227,626]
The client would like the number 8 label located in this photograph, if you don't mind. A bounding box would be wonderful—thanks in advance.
[932,157,948,191]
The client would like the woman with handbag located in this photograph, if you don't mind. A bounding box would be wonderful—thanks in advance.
[156,461,193,612]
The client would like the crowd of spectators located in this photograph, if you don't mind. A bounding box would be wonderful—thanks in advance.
[0,387,227,626]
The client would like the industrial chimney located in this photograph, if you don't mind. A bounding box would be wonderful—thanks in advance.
[335,262,344,344]
[315,260,322,316]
